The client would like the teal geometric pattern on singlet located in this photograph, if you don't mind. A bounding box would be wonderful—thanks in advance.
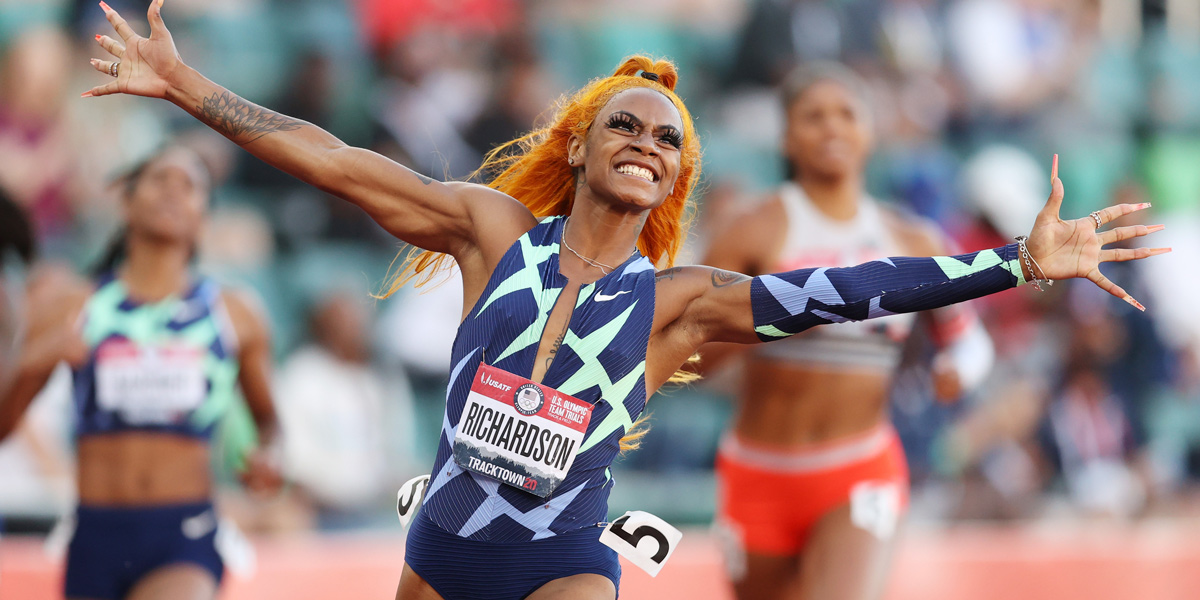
[420,216,657,543]
[73,274,240,438]
[468,223,648,452]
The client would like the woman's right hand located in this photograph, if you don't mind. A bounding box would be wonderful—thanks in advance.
[239,445,285,497]
[83,1,181,99]
[21,322,87,373]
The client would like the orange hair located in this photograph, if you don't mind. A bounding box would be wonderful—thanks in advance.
[378,55,703,295]
[379,56,704,451]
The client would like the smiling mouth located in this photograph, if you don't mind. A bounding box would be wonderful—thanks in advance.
[615,164,656,183]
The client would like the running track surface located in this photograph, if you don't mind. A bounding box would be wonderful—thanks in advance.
[4,523,1200,599]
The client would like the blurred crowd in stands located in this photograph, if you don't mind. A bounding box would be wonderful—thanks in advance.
[2,0,1200,534]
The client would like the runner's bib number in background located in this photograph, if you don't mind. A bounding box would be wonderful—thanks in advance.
[452,364,593,498]
[600,511,683,577]
[95,340,206,424]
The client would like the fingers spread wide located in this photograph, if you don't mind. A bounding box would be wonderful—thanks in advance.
[1086,268,1138,307]
[1100,247,1172,262]
[1098,223,1164,245]
[100,1,139,41]
[1039,156,1065,220]
[81,80,121,98]
[89,58,118,76]
[1095,202,1152,227]
[96,33,124,58]
[148,0,168,38]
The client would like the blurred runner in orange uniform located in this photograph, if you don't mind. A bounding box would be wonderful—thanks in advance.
[704,63,994,600]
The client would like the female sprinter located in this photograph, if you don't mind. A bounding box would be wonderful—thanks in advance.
[702,63,996,600]
[0,146,280,600]
[82,3,1167,598]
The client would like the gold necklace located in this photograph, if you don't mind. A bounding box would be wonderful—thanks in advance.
[561,218,631,274]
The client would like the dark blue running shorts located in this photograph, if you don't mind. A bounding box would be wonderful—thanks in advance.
[64,502,224,599]
[405,510,621,599]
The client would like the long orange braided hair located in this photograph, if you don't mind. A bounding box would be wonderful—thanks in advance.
[380,56,704,449]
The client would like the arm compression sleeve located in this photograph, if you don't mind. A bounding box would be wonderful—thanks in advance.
[751,244,1026,342]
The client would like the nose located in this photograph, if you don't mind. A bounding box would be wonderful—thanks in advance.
[629,131,659,156]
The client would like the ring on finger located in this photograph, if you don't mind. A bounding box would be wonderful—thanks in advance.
[109,61,120,77]
[1089,211,1103,230]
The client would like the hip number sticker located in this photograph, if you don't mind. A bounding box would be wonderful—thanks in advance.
[599,510,682,577]
[395,475,430,529]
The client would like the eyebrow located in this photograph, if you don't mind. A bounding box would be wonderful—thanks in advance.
[609,111,683,136]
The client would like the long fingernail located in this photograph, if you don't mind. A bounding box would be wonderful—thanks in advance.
[1052,154,1059,181]
[1139,202,1152,209]
[95,34,101,41]
[99,1,110,10]
[81,91,93,98]
[1123,296,1145,312]
[1148,224,1165,233]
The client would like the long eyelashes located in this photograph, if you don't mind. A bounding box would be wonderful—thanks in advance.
[605,114,683,149]
[658,130,683,149]
[606,113,638,133]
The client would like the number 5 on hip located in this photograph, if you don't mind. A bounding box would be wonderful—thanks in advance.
[599,511,683,577]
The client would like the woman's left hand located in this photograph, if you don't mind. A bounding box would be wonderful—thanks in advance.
[1025,155,1170,310]
[239,446,284,496]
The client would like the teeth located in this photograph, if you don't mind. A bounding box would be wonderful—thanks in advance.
[616,164,655,182]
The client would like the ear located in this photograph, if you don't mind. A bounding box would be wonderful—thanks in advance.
[566,131,587,168]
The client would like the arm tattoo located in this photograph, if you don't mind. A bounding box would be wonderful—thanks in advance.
[656,267,684,281]
[711,270,749,288]
[197,91,303,144]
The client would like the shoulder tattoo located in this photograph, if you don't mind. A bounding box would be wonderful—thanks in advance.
[656,267,684,281]
[711,270,749,288]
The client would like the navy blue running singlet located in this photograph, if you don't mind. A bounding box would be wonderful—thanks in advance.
[421,216,655,543]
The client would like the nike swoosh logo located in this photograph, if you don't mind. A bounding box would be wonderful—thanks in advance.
[595,291,631,302]
[173,299,207,323]
[181,510,217,539]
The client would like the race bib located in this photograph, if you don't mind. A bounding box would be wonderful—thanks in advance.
[95,340,206,425]
[452,365,593,498]
[214,517,257,578]
[599,511,683,577]
[395,474,430,529]
[850,480,902,541]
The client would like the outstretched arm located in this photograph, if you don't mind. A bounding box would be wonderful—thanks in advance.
[745,245,1025,342]
[666,155,1168,350]
[665,244,1027,350]
[83,1,527,257]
